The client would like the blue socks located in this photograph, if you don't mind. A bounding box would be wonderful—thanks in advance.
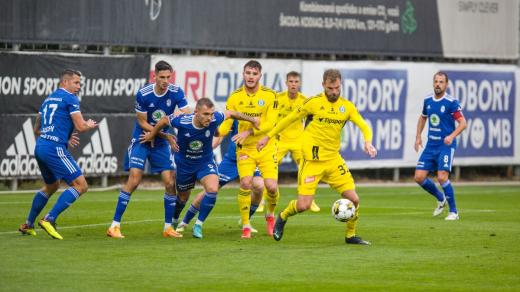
[441,180,457,213]
[45,187,80,222]
[197,192,217,223]
[164,193,176,224]
[173,196,186,222]
[419,178,445,202]
[249,203,259,219]
[182,204,199,225]
[26,191,49,227]
[113,191,131,222]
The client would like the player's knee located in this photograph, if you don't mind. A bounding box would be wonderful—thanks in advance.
[164,182,175,193]
[265,184,277,195]
[297,200,312,211]
[240,179,253,190]
[75,182,88,194]
[414,173,426,184]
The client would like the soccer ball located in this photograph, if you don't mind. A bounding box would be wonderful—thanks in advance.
[331,199,356,222]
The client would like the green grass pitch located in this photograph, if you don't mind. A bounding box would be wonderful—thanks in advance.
[1,185,519,291]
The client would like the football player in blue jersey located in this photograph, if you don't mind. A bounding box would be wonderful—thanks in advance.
[140,97,259,238]
[107,61,190,239]
[414,71,467,220]
[174,120,266,234]
[18,69,98,240]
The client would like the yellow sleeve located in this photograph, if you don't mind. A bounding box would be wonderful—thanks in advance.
[267,102,308,138]
[253,94,279,136]
[225,95,236,111]
[217,118,233,137]
[348,103,373,143]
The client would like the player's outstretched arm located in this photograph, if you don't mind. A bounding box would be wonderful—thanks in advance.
[71,112,97,132]
[414,116,427,152]
[140,116,170,144]
[224,110,260,130]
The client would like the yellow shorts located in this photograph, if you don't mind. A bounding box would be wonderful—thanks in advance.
[237,143,278,179]
[277,140,302,165]
[297,155,355,195]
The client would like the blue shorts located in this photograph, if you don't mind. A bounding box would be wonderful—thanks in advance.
[218,156,261,187]
[124,139,175,173]
[175,158,219,192]
[35,143,82,185]
[416,145,456,172]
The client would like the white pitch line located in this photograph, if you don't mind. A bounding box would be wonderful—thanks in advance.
[1,209,497,236]
[0,215,242,235]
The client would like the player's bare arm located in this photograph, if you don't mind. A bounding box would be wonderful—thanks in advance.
[231,128,253,145]
[139,116,170,144]
[68,132,80,148]
[224,110,260,130]
[71,112,97,132]
[444,116,467,146]
[415,115,427,152]
[364,141,377,158]
[33,114,41,136]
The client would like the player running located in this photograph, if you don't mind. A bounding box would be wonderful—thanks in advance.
[225,60,280,238]
[140,98,259,238]
[414,71,467,220]
[107,61,190,239]
[257,69,377,245]
[275,71,320,212]
[18,69,98,240]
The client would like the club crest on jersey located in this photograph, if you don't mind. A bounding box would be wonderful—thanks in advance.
[152,110,166,122]
[258,99,265,106]
[430,114,440,126]
[339,106,345,113]
[166,99,172,107]
[205,130,210,137]
[189,140,203,151]
[440,105,445,113]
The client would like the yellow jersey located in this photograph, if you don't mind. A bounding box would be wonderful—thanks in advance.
[268,93,372,161]
[276,91,307,142]
[225,85,278,148]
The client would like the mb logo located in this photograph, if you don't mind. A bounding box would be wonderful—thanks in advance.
[77,118,118,174]
[145,0,162,21]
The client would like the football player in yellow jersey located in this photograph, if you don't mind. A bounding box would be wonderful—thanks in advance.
[275,71,320,212]
[257,69,377,245]
[225,60,280,238]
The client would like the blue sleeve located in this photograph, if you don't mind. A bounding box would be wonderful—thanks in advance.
[67,95,81,114]
[168,114,180,128]
[175,88,188,109]
[451,99,462,114]
[215,111,225,126]
[135,91,146,112]
[421,99,427,116]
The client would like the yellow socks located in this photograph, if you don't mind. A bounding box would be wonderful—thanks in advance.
[346,206,360,238]
[280,200,298,221]
[265,188,280,215]
[237,188,252,226]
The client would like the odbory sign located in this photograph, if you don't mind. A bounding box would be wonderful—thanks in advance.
[445,71,515,157]
[340,69,407,160]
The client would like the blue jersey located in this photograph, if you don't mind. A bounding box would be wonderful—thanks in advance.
[37,88,80,146]
[422,93,463,148]
[170,111,226,163]
[222,120,239,161]
[133,83,188,147]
